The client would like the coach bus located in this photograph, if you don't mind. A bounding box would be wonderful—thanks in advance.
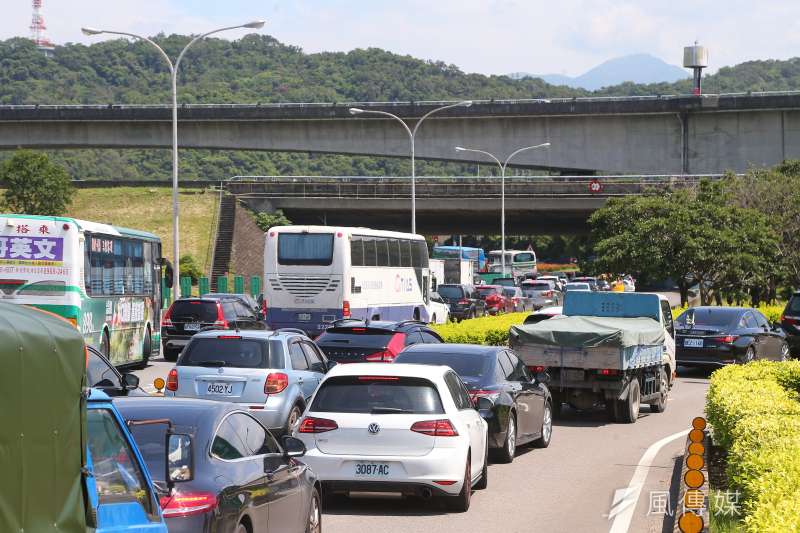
[0,214,164,367]
[264,226,431,334]
[486,249,538,280]
[432,245,486,270]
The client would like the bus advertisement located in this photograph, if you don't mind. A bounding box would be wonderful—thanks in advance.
[264,226,431,334]
[0,215,164,367]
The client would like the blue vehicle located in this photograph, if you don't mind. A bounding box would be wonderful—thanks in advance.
[433,245,487,270]
[0,302,170,532]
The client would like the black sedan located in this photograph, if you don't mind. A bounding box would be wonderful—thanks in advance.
[394,344,552,463]
[675,307,790,367]
[115,397,321,533]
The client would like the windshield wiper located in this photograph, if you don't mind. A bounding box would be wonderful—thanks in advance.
[370,407,410,414]
[197,360,227,367]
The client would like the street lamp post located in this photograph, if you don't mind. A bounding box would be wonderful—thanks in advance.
[82,21,265,300]
[454,143,551,276]
[349,101,472,234]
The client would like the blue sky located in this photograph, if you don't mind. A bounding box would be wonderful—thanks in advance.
[5,1,800,76]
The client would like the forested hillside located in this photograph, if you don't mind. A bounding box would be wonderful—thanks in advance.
[1,35,798,180]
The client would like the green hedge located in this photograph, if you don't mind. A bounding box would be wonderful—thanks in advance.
[432,312,528,345]
[705,361,800,532]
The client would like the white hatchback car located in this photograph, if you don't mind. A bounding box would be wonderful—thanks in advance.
[294,363,489,512]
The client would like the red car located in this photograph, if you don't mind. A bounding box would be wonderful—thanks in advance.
[476,285,512,314]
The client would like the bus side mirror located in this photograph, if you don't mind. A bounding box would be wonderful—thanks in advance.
[163,260,174,289]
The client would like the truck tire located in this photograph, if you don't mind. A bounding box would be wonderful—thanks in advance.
[649,368,669,413]
[619,378,641,423]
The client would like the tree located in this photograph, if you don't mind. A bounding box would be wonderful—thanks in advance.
[1,150,74,215]
[179,254,203,284]
[254,210,291,232]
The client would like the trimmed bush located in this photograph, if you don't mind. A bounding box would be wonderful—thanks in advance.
[671,304,784,322]
[432,312,528,346]
[705,361,800,532]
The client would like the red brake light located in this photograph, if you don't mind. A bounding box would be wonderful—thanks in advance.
[433,480,458,486]
[217,335,242,340]
[298,416,338,433]
[214,302,228,328]
[159,491,217,518]
[343,300,351,318]
[528,365,546,373]
[458,299,469,304]
[161,306,173,327]
[351,328,367,332]
[261,298,268,320]
[410,419,459,437]
[166,369,178,391]
[365,333,406,362]
[599,369,621,376]
[714,335,738,344]
[264,372,289,394]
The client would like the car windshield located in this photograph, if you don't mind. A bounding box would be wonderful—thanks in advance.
[565,283,590,291]
[437,285,464,299]
[311,376,444,414]
[394,352,491,381]
[169,300,219,323]
[180,338,283,368]
[676,309,739,328]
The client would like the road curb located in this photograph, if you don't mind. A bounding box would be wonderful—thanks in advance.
[673,422,710,533]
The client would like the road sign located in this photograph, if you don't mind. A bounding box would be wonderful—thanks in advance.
[588,179,603,193]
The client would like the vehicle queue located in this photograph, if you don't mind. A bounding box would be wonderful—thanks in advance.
[4,220,797,533]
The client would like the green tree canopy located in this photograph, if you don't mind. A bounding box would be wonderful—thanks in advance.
[1,150,75,216]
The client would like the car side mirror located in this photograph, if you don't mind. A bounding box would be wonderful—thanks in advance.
[282,435,306,458]
[326,360,338,372]
[310,362,327,374]
[122,373,140,391]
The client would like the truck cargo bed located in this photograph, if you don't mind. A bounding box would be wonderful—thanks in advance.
[515,342,664,370]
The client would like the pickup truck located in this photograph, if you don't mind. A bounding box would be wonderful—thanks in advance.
[0,302,172,533]
[509,292,676,423]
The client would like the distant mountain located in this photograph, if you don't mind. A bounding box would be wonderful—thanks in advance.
[514,54,690,91]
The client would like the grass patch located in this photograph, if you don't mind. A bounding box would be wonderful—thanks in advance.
[709,489,746,533]
[67,187,219,272]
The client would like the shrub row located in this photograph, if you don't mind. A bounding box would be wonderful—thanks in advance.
[671,303,785,322]
[432,312,528,345]
[705,361,800,532]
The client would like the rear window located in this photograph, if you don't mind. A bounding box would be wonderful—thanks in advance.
[311,376,444,414]
[394,352,491,381]
[180,338,283,368]
[316,329,395,349]
[787,296,800,315]
[169,300,219,322]
[676,309,738,327]
[437,285,464,299]
[476,287,500,296]
[525,283,551,290]
[278,233,334,266]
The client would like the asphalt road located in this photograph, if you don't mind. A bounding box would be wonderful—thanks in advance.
[133,361,710,533]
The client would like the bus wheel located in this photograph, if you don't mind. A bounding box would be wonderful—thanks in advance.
[141,327,152,368]
[100,330,110,358]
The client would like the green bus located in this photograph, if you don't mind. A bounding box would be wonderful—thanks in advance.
[0,214,166,367]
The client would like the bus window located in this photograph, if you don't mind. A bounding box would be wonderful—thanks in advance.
[388,239,400,267]
[350,236,364,267]
[362,237,377,267]
[400,240,412,267]
[376,238,389,267]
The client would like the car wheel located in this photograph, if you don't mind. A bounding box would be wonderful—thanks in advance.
[445,458,471,512]
[741,346,756,364]
[496,414,516,463]
[618,379,640,424]
[474,442,488,490]
[533,401,552,448]
[780,342,790,362]
[649,368,669,413]
[306,487,321,533]
[285,404,303,435]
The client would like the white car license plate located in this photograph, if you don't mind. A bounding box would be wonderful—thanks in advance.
[297,313,312,322]
[207,382,233,395]
[184,323,201,331]
[684,338,704,348]
[354,463,390,477]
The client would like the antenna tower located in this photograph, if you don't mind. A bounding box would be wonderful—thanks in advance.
[30,0,55,55]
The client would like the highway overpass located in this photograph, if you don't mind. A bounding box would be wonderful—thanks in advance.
[227,175,711,234]
[2,92,800,174]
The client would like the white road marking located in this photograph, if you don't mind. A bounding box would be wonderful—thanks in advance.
[608,428,690,533]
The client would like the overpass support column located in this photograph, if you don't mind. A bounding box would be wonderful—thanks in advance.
[678,112,690,174]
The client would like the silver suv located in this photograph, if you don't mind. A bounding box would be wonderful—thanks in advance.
[165,328,332,434]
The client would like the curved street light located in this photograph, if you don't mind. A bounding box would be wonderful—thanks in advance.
[81,21,266,299]
[349,100,473,234]
[455,143,551,276]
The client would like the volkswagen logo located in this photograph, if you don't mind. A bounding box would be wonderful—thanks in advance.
[367,423,380,435]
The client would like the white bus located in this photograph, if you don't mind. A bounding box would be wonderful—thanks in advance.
[486,249,538,279]
[264,226,431,335]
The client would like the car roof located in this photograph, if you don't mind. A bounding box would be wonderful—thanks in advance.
[400,343,500,356]
[326,362,450,379]
[325,319,427,332]
[190,329,298,341]
[680,306,747,315]
[114,396,236,432]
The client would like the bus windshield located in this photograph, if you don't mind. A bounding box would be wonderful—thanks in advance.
[278,233,334,266]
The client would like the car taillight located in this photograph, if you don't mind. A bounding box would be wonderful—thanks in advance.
[783,315,799,326]
[365,332,406,362]
[261,298,268,320]
[264,372,289,394]
[410,419,459,437]
[528,365,546,373]
[298,416,338,433]
[343,300,351,318]
[714,335,738,344]
[598,369,621,376]
[166,369,178,391]
[214,302,228,328]
[544,290,552,298]
[458,299,469,305]
[161,306,173,327]
[159,491,217,518]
